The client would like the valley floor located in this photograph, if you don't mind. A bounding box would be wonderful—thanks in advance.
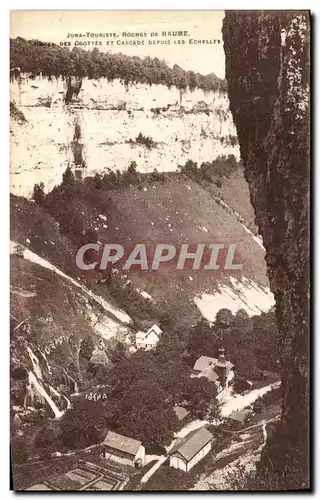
[12,381,280,491]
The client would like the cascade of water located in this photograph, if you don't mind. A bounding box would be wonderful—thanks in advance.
[39,349,51,374]
[26,346,42,380]
[64,395,71,409]
[24,371,63,419]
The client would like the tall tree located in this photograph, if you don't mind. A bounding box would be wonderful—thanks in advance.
[184,377,218,418]
[186,318,218,363]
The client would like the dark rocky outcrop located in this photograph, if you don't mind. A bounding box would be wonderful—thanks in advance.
[222,11,310,489]
[10,101,27,124]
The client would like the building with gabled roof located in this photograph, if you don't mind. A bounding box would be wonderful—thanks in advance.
[102,431,145,467]
[193,349,234,390]
[169,427,214,472]
[135,324,162,350]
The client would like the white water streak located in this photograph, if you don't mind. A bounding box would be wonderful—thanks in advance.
[25,371,62,419]
[26,346,42,380]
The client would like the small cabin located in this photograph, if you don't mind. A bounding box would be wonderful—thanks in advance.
[101,431,145,467]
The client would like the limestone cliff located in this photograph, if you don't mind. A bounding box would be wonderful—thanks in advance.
[10,76,238,197]
[222,11,310,488]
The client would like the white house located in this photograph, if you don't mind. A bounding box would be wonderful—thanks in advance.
[135,324,162,350]
[101,431,145,467]
[169,427,214,472]
[193,348,234,391]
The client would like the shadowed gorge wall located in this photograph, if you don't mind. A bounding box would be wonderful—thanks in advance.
[222,11,309,488]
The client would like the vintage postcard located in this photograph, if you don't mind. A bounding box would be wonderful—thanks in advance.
[10,10,310,491]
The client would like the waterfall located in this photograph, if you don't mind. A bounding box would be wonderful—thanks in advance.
[64,395,71,409]
[24,371,63,419]
[49,384,61,398]
[39,349,51,374]
[26,346,43,380]
[61,368,79,394]
[50,384,71,410]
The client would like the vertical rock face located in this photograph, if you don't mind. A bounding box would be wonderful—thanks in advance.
[223,11,309,487]
[10,76,239,197]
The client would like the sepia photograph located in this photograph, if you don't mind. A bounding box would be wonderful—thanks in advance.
[9,10,310,491]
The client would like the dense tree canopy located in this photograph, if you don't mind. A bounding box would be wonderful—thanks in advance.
[104,348,218,447]
[184,377,218,419]
[186,309,279,379]
[10,37,227,92]
[60,399,106,449]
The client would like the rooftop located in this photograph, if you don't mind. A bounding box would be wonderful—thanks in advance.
[198,366,219,382]
[170,427,214,462]
[193,356,217,372]
[147,324,162,336]
[136,324,162,342]
[173,406,190,421]
[228,410,249,424]
[193,355,234,373]
[103,431,142,456]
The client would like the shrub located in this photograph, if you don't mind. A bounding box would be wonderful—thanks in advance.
[122,161,140,185]
[116,100,127,110]
[93,173,102,189]
[37,97,52,108]
[62,166,75,186]
[150,168,165,183]
[192,100,210,115]
[32,182,45,205]
[179,155,241,186]
[178,159,199,181]
[252,398,264,414]
[101,164,140,190]
[15,244,25,258]
[132,132,156,149]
